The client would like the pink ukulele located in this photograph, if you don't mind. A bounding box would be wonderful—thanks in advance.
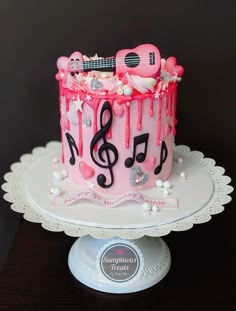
[63,44,161,78]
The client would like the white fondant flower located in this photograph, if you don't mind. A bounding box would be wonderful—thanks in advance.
[86,94,92,101]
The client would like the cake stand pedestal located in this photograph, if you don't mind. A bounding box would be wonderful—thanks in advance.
[2,142,233,294]
[68,236,170,293]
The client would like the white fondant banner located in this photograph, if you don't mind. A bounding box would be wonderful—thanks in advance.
[51,189,178,209]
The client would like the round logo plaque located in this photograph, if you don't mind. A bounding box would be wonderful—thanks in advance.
[99,242,142,283]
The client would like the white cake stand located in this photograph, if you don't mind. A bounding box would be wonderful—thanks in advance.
[2,142,233,294]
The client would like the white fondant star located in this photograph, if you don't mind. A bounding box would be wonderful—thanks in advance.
[154,91,160,99]
[73,96,83,112]
[91,53,100,60]
[86,181,95,189]
[86,94,92,101]
[83,74,93,85]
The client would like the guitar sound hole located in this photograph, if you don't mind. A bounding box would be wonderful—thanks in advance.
[124,52,140,68]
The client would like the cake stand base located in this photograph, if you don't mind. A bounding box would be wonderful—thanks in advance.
[68,236,171,294]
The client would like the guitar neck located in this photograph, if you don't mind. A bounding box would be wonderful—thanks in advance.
[82,58,116,72]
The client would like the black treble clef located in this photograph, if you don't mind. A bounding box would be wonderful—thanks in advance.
[90,101,119,188]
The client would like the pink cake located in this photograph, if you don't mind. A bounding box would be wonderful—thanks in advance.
[55,44,184,195]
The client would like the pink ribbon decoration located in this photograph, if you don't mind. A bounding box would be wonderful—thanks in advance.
[51,189,178,209]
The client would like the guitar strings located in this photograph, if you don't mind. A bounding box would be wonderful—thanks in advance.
[82,62,154,70]
[82,60,154,67]
[82,58,152,65]
[83,56,151,60]
[82,56,154,63]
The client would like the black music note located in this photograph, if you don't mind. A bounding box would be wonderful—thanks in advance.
[154,141,168,175]
[65,133,79,165]
[125,133,149,168]
[90,101,119,188]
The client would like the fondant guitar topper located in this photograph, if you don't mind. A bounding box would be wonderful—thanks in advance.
[57,44,161,78]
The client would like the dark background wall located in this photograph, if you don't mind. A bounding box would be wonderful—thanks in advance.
[0,0,235,307]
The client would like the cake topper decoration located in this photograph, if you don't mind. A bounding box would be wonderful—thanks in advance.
[57,44,161,78]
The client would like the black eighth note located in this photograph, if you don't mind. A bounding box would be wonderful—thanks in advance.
[154,141,168,175]
[125,133,149,168]
[65,133,79,165]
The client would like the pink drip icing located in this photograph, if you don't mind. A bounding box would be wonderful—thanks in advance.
[65,97,70,130]
[93,99,102,152]
[93,109,98,151]
[78,110,83,156]
[137,100,142,131]
[125,104,130,149]
[170,88,174,117]
[149,97,154,117]
[173,85,177,135]
[59,83,65,163]
[107,100,113,139]
[170,90,174,117]
[166,94,169,116]
[156,97,162,146]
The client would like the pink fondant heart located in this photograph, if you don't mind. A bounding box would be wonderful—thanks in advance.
[113,101,124,117]
[163,122,172,139]
[144,156,156,171]
[79,161,95,179]
[166,57,184,77]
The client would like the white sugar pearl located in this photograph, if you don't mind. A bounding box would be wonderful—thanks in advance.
[50,187,62,196]
[117,87,123,95]
[142,202,152,212]
[126,101,130,107]
[152,205,159,212]
[163,190,169,196]
[61,169,68,178]
[155,179,163,188]
[123,86,133,96]
[52,157,59,164]
[163,181,171,189]
[53,171,63,181]
[178,157,183,163]
[117,80,123,86]
[180,172,187,180]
